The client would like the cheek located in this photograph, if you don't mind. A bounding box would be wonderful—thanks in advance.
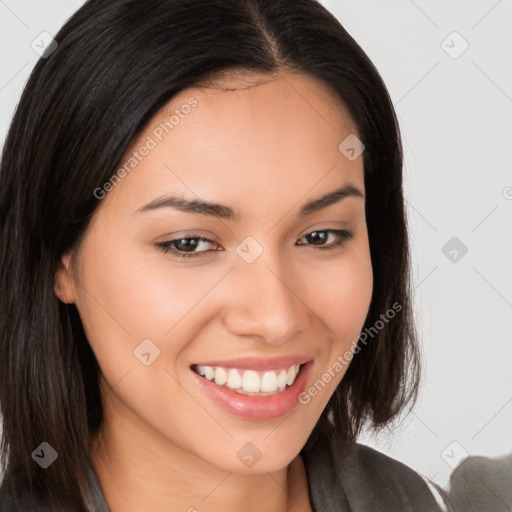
[72,239,207,441]
[294,245,372,409]
[73,234,231,386]
[299,239,373,387]
[75,236,210,340]
[303,244,373,342]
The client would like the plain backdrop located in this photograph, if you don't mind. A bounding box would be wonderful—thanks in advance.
[1,0,511,489]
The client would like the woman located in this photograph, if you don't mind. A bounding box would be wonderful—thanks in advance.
[0,0,451,510]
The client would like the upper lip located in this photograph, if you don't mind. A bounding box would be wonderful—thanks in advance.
[192,355,313,371]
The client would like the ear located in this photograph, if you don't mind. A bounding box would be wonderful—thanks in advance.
[54,252,77,304]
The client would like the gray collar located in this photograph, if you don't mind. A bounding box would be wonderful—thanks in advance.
[85,463,110,512]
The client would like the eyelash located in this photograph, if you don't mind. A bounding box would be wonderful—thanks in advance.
[156,229,354,259]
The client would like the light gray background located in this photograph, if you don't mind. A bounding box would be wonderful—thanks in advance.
[1,0,511,489]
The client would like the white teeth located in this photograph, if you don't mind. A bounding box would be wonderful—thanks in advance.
[214,367,228,386]
[227,368,242,389]
[242,370,260,392]
[204,366,215,380]
[277,370,287,391]
[260,371,278,392]
[286,365,299,386]
[194,363,302,394]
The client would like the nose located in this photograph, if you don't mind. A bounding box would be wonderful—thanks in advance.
[221,253,309,345]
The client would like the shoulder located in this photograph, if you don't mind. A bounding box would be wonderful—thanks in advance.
[302,431,448,512]
[354,443,434,491]
[350,443,447,511]
[447,454,512,511]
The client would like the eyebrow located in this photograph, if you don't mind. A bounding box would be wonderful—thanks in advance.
[136,184,364,220]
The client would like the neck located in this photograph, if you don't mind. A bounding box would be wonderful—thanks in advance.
[90,403,311,512]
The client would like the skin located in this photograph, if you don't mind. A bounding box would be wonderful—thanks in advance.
[55,69,373,512]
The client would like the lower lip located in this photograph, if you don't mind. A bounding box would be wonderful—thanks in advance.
[190,361,313,420]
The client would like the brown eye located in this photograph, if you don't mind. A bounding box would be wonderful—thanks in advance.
[297,229,354,249]
[156,236,220,258]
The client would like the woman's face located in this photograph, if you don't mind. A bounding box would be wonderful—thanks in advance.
[56,70,373,473]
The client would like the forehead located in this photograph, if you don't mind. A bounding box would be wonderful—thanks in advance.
[170,69,355,135]
[133,69,358,152]
[98,70,364,218]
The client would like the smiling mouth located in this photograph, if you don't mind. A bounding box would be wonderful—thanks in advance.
[191,363,303,396]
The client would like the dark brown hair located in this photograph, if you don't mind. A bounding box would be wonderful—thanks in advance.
[0,0,419,509]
